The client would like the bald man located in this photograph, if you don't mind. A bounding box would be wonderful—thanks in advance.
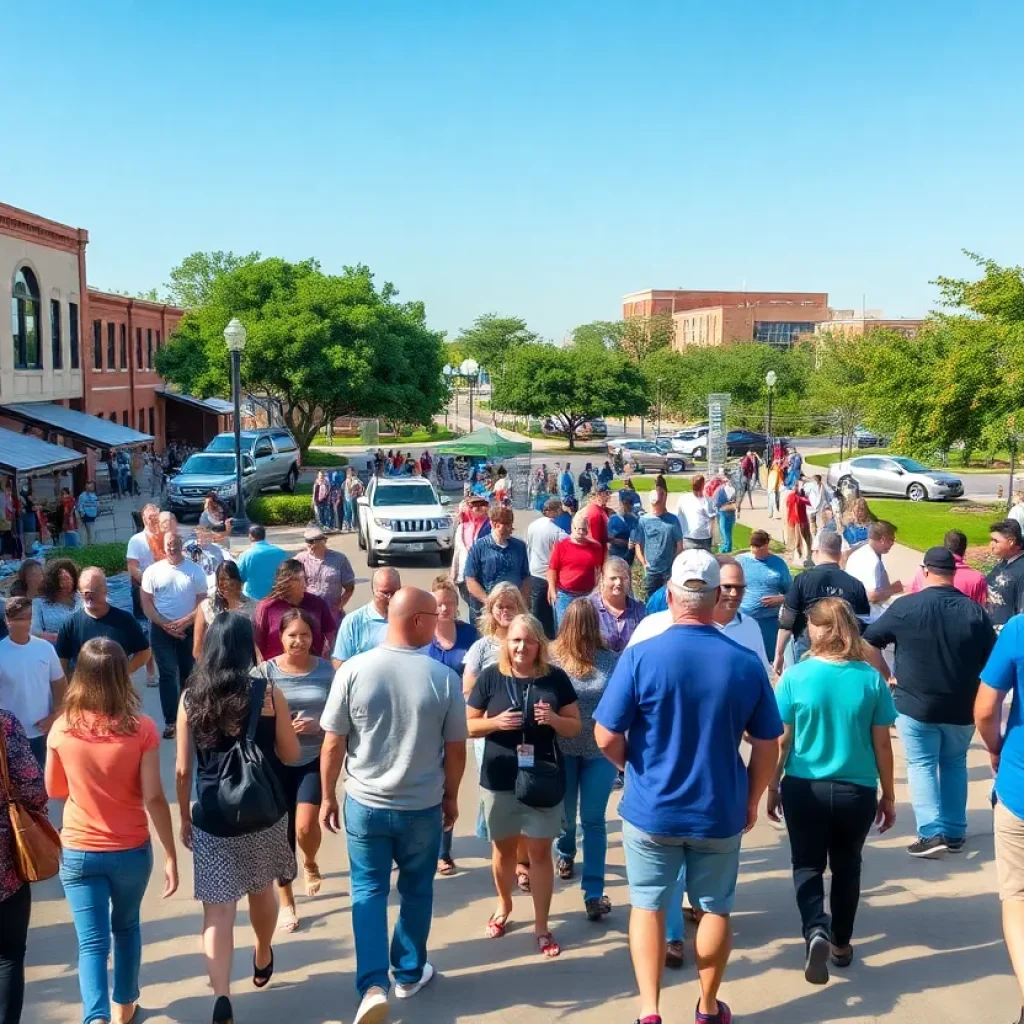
[320,586,468,1021]
[55,567,150,675]
[331,567,401,668]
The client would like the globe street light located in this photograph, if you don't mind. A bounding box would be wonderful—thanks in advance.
[224,318,250,536]
[460,358,480,431]
[765,370,778,462]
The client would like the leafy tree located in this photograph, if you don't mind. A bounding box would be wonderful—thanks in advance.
[493,343,649,449]
[618,313,674,364]
[157,258,445,454]
[456,314,538,377]
[164,250,262,309]
[571,320,626,351]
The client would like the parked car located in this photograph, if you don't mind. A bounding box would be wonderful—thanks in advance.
[665,427,777,462]
[853,426,889,449]
[357,476,455,567]
[725,429,771,457]
[166,453,259,518]
[205,428,301,493]
[604,439,687,473]
[542,417,608,439]
[669,425,709,458]
[827,454,964,502]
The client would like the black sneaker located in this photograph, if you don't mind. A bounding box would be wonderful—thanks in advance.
[585,895,611,921]
[804,930,830,985]
[945,836,966,853]
[908,836,948,858]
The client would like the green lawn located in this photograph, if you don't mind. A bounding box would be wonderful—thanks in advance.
[312,428,455,448]
[867,498,1002,552]
[611,476,693,493]
[302,450,349,467]
[808,449,1013,475]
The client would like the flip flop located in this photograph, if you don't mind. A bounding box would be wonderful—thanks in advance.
[278,907,299,933]
[536,932,561,958]
[303,863,322,898]
[486,912,510,938]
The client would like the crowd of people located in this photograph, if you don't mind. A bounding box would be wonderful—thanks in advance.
[6,461,1024,1024]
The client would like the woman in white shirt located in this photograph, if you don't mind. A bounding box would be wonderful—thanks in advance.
[31,558,83,643]
[675,473,714,551]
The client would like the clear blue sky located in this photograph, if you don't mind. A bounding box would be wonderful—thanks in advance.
[5,0,1022,341]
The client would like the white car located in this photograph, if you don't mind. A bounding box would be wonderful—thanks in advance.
[357,476,455,566]
[670,425,709,459]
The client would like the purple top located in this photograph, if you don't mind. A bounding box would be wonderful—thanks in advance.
[0,711,48,900]
[589,592,646,653]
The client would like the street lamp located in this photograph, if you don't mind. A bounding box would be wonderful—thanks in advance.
[460,358,480,431]
[224,318,250,536]
[765,370,777,462]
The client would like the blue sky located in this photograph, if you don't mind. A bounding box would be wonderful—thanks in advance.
[4,1,1022,341]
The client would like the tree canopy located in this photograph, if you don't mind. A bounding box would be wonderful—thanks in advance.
[156,255,445,453]
[456,314,539,375]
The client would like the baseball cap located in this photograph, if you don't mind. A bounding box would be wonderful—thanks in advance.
[467,495,489,506]
[922,546,957,574]
[670,549,721,591]
[303,523,326,542]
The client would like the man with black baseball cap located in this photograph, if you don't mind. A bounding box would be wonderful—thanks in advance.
[863,545,996,858]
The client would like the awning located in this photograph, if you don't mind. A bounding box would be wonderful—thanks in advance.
[157,389,235,415]
[0,426,85,476]
[0,402,153,449]
[433,426,532,458]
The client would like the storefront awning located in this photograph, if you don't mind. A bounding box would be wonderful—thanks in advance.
[157,389,235,415]
[0,402,153,449]
[0,426,85,476]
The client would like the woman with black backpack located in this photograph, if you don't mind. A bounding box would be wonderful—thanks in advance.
[175,612,301,1024]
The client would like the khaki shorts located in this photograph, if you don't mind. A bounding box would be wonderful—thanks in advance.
[995,801,1024,901]
[480,787,562,842]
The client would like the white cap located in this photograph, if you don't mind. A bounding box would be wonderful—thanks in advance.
[670,549,721,591]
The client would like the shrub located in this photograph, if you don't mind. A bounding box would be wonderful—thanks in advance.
[54,543,127,577]
[247,493,315,526]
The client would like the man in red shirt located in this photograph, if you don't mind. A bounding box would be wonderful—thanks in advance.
[907,528,988,605]
[547,511,605,629]
[786,479,812,567]
[585,485,613,555]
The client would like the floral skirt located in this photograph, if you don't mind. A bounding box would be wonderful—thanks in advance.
[191,815,296,904]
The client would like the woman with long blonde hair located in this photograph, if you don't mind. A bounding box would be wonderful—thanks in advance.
[466,613,581,957]
[551,599,619,920]
[767,598,897,985]
[46,638,178,1024]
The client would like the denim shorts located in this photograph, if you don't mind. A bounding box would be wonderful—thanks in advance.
[621,820,742,914]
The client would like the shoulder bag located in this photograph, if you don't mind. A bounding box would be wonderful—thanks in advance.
[0,726,61,883]
[506,676,565,809]
[210,672,288,835]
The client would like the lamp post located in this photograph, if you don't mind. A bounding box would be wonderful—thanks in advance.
[224,318,250,536]
[765,370,777,463]
[460,358,480,431]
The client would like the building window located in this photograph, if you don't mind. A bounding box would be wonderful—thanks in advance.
[138,409,144,432]
[753,321,818,350]
[156,329,161,350]
[107,323,116,368]
[148,406,155,436]
[136,327,142,368]
[146,329,153,369]
[93,320,103,369]
[120,324,127,368]
[69,302,80,369]
[109,412,117,423]
[122,410,129,427]
[11,267,42,369]
[50,299,63,369]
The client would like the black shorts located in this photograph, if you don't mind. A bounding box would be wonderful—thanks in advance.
[276,757,323,807]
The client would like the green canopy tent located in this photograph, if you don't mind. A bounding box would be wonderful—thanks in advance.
[432,426,533,508]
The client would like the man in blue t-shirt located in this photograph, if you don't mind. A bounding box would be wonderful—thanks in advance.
[463,505,530,606]
[607,494,639,567]
[559,464,576,502]
[595,549,782,1024]
[631,489,683,596]
[976,613,1024,1019]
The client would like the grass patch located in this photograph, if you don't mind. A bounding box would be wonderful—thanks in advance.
[312,428,455,448]
[866,498,1001,552]
[302,450,349,467]
[611,476,693,493]
[57,543,127,576]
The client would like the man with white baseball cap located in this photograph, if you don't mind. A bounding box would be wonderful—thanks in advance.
[594,547,782,1024]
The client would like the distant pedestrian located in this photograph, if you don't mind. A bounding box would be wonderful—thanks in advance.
[295,524,356,631]
[559,464,576,502]
[845,520,903,621]
[343,467,363,533]
[548,511,604,629]
[804,474,833,534]
[578,464,594,498]
[598,461,614,487]
[31,558,82,643]
[585,484,613,555]
[738,450,758,510]
[618,477,642,513]
[786,479,813,566]
[313,471,332,530]
[451,495,492,618]
[713,475,738,553]
[676,474,714,551]
[463,506,531,609]
[76,482,99,545]
[766,460,782,519]
[192,561,257,658]
[235,524,289,601]
[988,520,1024,629]
[607,495,639,567]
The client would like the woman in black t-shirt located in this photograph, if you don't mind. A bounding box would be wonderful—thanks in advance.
[467,613,580,959]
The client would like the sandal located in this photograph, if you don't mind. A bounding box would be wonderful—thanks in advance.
[437,857,457,877]
[303,863,322,897]
[556,857,574,880]
[536,932,561,958]
[252,947,274,988]
[516,864,531,893]
[278,906,299,933]
[485,912,510,938]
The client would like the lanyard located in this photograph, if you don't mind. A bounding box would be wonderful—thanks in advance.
[504,674,534,740]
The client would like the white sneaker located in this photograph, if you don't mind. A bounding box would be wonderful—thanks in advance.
[354,987,389,1024]
[394,962,435,999]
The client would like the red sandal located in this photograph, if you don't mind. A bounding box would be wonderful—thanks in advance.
[486,913,510,938]
[536,932,561,958]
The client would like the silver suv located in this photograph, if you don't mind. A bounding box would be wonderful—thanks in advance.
[166,452,259,517]
[205,428,301,493]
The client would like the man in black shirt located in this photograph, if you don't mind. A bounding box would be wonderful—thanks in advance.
[987,520,1024,628]
[55,567,150,675]
[773,531,870,675]
[864,546,996,859]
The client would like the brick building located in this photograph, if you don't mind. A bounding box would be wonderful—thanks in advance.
[818,309,924,338]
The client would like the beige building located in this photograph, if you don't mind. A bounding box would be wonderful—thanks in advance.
[818,309,924,338]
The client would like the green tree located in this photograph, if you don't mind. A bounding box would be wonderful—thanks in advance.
[156,258,445,454]
[493,344,649,449]
[164,250,262,309]
[617,313,674,364]
[571,320,626,351]
[456,314,539,377]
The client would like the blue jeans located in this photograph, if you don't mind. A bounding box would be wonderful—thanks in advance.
[896,716,975,840]
[718,512,735,553]
[555,755,618,901]
[554,589,588,630]
[343,495,357,530]
[315,500,332,529]
[60,843,153,1024]
[344,795,442,996]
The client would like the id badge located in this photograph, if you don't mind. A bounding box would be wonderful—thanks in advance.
[517,744,535,768]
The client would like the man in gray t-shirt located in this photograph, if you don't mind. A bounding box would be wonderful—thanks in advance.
[320,587,467,1019]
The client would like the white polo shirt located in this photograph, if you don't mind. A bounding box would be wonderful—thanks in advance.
[627,609,771,674]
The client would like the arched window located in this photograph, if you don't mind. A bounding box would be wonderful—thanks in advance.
[11,267,42,369]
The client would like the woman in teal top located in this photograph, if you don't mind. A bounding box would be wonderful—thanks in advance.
[767,597,897,987]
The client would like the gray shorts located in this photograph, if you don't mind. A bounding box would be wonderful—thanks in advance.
[481,787,562,842]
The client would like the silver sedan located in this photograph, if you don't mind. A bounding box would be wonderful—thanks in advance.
[827,455,964,502]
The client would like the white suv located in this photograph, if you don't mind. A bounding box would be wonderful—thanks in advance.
[356,477,455,567]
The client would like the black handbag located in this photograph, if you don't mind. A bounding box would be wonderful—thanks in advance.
[210,673,288,835]
[508,677,565,810]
